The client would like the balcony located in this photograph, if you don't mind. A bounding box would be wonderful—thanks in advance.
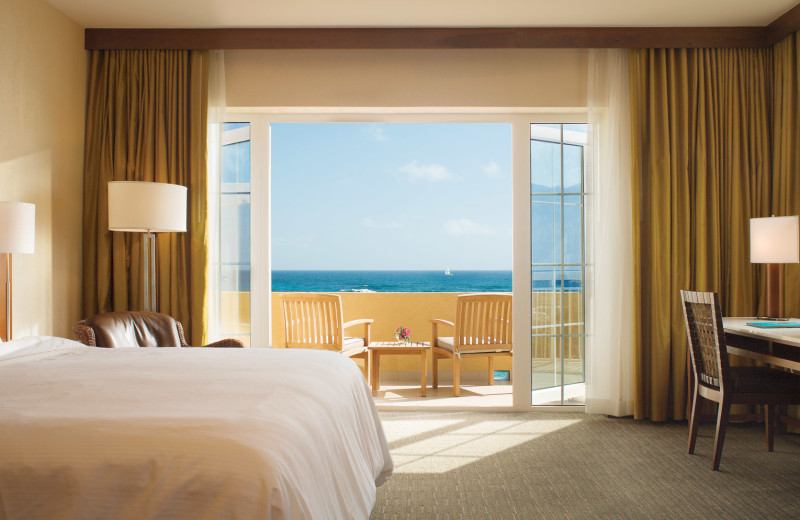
[222,291,584,409]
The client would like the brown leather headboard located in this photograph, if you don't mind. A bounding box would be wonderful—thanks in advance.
[84,312,183,348]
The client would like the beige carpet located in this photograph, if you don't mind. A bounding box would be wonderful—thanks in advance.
[371,411,800,519]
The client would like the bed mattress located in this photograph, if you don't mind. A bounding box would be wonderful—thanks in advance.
[0,336,392,520]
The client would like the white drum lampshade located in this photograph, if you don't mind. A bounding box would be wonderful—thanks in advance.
[0,201,36,254]
[108,181,187,233]
[750,215,800,319]
[750,215,800,264]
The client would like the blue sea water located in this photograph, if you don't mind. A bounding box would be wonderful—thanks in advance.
[272,270,513,293]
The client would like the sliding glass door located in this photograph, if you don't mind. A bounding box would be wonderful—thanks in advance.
[530,123,587,406]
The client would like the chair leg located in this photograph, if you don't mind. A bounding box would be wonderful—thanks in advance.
[687,385,702,455]
[453,356,461,397]
[488,356,494,386]
[766,404,776,452]
[712,400,731,471]
[432,353,439,389]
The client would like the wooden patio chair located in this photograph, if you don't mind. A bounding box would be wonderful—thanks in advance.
[680,290,800,470]
[280,293,373,378]
[430,293,512,396]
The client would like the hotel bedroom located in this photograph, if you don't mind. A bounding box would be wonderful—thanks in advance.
[2,0,800,518]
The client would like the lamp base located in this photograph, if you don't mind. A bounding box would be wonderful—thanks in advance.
[1,253,10,342]
[143,232,157,313]
[765,263,782,319]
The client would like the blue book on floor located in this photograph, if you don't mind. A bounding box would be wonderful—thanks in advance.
[746,321,800,328]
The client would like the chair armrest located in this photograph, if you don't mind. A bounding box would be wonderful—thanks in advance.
[343,318,374,328]
[430,319,454,327]
[73,321,97,346]
[198,338,247,348]
[430,319,454,346]
[344,319,373,345]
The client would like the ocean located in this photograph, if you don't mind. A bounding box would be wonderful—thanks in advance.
[272,270,513,293]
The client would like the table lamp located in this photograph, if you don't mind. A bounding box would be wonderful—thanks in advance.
[750,215,800,319]
[0,201,36,341]
[108,181,187,313]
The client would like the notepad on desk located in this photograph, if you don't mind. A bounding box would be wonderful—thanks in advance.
[746,321,800,328]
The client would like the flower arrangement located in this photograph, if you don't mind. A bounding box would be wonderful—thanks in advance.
[394,326,412,344]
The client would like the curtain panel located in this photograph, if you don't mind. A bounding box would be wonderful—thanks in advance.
[586,49,635,417]
[629,48,772,421]
[82,49,210,345]
[773,32,800,317]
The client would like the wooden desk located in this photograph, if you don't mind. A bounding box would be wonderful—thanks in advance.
[368,341,430,397]
[723,317,800,371]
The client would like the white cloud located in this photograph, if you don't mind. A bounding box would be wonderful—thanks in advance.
[483,161,503,178]
[367,125,389,142]
[444,218,494,236]
[398,160,453,182]
[363,217,403,229]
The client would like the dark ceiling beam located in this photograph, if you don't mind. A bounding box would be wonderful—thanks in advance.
[85,26,772,50]
[767,2,800,44]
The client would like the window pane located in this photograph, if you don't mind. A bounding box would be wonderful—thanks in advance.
[222,140,251,188]
[221,194,251,264]
[532,336,561,394]
[530,140,560,193]
[563,194,582,264]
[532,195,560,264]
[563,144,583,194]
[221,265,251,337]
[563,124,588,142]
[563,265,583,336]
[532,266,560,336]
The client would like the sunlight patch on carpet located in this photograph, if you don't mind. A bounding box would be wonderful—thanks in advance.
[386,417,582,474]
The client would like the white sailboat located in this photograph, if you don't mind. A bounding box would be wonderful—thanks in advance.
[445,266,453,276]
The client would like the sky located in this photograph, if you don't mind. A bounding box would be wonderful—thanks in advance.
[269,122,512,270]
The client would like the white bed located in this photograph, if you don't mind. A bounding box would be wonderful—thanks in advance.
[0,336,392,520]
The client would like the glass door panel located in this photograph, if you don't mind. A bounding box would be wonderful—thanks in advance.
[531,123,586,406]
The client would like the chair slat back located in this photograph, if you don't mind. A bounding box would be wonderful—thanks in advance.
[281,293,344,350]
[454,293,513,354]
[680,290,730,389]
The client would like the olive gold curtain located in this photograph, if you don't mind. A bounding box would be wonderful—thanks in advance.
[82,49,210,345]
[629,48,772,421]
[773,32,800,316]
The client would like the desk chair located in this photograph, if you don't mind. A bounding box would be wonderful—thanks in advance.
[680,290,800,470]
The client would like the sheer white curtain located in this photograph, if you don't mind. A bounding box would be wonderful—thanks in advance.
[585,49,635,416]
[206,50,226,342]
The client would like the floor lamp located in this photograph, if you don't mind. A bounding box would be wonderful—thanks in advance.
[0,201,35,342]
[108,181,187,313]
[750,215,800,319]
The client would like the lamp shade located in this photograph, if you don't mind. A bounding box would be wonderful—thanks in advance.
[750,215,800,264]
[0,201,35,254]
[108,181,187,233]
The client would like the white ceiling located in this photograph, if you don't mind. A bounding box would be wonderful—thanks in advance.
[45,0,799,29]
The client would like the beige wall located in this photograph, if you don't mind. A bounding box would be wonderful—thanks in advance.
[0,0,86,338]
[226,49,588,107]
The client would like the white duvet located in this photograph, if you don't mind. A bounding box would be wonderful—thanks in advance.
[0,336,392,520]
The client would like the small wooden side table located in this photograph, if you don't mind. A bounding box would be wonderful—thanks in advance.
[368,341,431,397]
